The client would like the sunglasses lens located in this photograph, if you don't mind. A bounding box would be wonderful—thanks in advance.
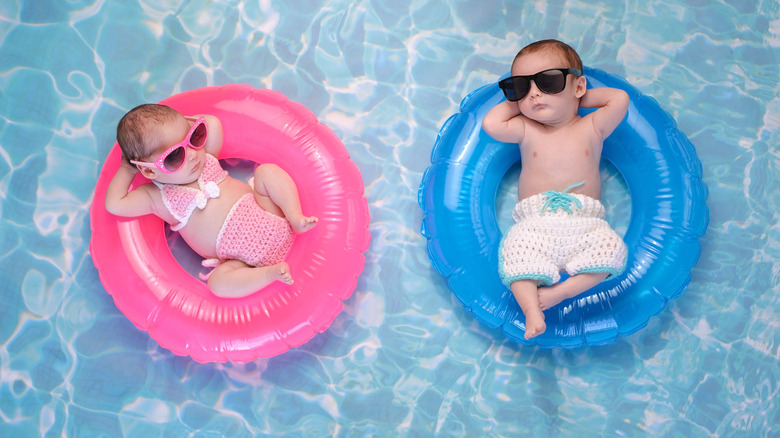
[163,146,186,172]
[190,122,207,148]
[536,70,566,94]
[499,69,573,102]
[500,77,529,101]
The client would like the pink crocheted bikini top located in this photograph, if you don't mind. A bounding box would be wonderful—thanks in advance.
[154,154,229,231]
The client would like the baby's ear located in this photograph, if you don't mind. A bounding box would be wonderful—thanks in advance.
[575,75,587,98]
[138,165,159,180]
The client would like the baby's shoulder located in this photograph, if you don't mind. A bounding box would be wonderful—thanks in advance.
[139,182,183,223]
[135,181,165,202]
[572,113,605,138]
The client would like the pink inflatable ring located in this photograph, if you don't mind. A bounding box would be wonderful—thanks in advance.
[90,85,371,363]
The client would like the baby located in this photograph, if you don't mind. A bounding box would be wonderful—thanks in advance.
[105,104,317,298]
[482,39,629,339]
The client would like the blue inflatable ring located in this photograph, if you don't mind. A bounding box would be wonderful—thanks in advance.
[418,67,709,348]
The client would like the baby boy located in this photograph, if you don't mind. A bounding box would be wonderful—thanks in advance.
[482,39,629,339]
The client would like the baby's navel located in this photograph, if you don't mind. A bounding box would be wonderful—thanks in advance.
[533,151,538,158]
[584,149,590,157]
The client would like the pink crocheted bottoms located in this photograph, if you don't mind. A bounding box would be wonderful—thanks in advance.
[498,192,627,287]
[206,193,294,269]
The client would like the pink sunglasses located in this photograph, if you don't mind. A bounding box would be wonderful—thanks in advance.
[131,117,208,174]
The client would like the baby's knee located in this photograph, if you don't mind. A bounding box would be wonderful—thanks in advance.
[253,163,288,193]
[205,260,243,297]
[207,276,231,298]
[254,163,283,180]
[206,270,230,297]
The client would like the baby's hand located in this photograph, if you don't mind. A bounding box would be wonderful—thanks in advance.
[120,155,140,174]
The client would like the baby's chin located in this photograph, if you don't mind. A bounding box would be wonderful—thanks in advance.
[525,107,577,125]
[524,110,556,124]
[157,166,202,185]
[179,159,205,182]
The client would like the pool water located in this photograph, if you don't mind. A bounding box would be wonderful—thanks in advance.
[1,0,778,436]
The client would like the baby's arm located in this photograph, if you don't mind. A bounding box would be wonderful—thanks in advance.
[482,100,526,144]
[579,87,629,141]
[104,156,156,218]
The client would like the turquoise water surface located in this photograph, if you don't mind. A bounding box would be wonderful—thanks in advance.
[1,0,779,436]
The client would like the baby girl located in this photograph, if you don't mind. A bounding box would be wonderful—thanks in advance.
[105,104,317,298]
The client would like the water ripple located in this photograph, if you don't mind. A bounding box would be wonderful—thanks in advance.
[1,0,779,436]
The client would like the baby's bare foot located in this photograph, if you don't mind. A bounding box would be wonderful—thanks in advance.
[538,284,570,310]
[273,262,293,284]
[292,216,318,234]
[524,309,546,339]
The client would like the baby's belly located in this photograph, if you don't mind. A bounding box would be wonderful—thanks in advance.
[178,179,253,258]
[518,172,602,200]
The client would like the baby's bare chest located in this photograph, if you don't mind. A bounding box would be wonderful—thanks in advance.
[517,125,603,198]
[521,132,599,168]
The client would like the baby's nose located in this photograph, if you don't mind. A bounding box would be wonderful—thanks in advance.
[528,80,542,97]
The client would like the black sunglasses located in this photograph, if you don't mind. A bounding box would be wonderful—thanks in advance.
[498,68,582,101]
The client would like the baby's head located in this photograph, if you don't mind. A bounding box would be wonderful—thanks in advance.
[501,39,586,124]
[512,39,582,73]
[116,104,182,162]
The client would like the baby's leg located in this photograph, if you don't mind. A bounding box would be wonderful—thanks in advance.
[510,279,546,339]
[538,272,609,310]
[252,163,317,233]
[207,259,293,298]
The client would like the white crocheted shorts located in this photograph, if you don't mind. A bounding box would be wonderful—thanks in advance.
[499,192,627,287]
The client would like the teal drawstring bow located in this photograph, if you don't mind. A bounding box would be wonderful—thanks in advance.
[540,181,585,214]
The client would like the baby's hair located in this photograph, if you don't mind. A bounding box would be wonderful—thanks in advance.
[514,39,583,72]
[116,104,180,161]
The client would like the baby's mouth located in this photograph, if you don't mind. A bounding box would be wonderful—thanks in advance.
[190,159,203,175]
